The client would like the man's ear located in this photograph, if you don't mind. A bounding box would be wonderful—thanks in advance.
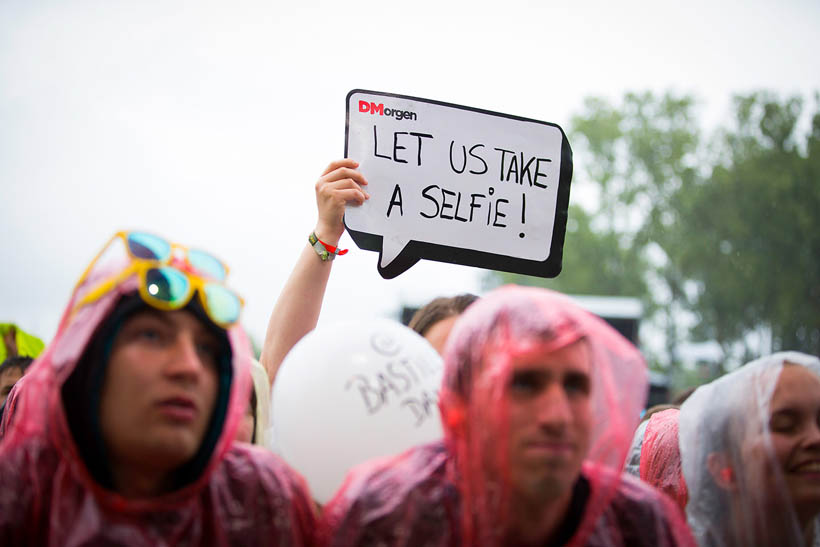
[440,395,467,434]
[707,452,738,492]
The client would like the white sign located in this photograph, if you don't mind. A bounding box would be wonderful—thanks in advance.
[345,90,573,279]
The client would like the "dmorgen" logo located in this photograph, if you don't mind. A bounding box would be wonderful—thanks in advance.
[359,100,418,121]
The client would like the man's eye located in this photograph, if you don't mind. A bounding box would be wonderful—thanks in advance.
[510,372,541,395]
[137,328,163,342]
[564,374,590,396]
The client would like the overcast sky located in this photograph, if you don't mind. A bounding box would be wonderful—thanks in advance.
[2,0,819,348]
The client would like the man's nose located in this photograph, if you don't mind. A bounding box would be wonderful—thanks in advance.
[165,333,206,380]
[535,382,572,428]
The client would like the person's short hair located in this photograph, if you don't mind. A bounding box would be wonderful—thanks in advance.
[408,294,479,337]
[0,356,33,376]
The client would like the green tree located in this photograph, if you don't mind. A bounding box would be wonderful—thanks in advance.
[671,93,820,358]
[484,204,649,298]
[486,90,819,368]
[486,91,701,368]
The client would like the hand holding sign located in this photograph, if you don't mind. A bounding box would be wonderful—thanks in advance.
[344,90,573,279]
[314,159,369,244]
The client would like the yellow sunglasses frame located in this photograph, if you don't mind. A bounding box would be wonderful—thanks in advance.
[70,232,243,328]
[75,231,230,289]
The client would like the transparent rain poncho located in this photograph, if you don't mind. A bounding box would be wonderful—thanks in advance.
[679,352,820,547]
[250,358,272,447]
[0,251,316,545]
[320,286,694,546]
[625,419,649,477]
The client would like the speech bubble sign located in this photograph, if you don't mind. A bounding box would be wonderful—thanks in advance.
[344,89,573,279]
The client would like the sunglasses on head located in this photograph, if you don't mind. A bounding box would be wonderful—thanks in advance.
[71,231,244,328]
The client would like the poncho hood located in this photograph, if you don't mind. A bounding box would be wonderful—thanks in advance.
[5,253,251,501]
[679,351,820,547]
[0,251,316,546]
[437,285,650,545]
[640,409,687,511]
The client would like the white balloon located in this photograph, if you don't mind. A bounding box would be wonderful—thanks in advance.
[269,318,444,503]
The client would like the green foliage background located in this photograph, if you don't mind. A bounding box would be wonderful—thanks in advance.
[485,91,820,385]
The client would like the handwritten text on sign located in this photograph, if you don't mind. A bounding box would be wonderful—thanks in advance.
[344,90,571,279]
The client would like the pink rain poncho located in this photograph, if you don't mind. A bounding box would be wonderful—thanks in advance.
[319,286,694,546]
[639,409,688,512]
[0,254,316,545]
[679,351,820,547]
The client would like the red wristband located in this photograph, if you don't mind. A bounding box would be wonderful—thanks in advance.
[316,236,348,256]
[309,232,348,261]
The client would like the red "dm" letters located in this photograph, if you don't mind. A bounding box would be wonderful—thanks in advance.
[359,100,417,121]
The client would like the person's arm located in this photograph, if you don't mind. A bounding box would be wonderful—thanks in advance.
[260,159,368,382]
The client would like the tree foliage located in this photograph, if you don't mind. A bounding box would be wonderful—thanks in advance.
[483,204,649,298]
[672,93,820,358]
[485,91,820,367]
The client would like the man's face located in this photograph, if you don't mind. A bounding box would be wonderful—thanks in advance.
[0,366,23,407]
[504,340,592,503]
[99,309,221,478]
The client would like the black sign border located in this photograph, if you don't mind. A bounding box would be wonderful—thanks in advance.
[344,89,573,280]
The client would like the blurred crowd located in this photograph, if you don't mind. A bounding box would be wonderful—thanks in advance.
[1,160,818,546]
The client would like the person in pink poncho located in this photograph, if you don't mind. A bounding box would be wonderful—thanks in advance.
[319,285,695,546]
[638,408,688,513]
[0,231,315,546]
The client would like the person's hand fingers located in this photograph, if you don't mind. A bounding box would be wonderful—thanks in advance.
[318,178,369,202]
[314,159,368,242]
[316,178,370,199]
[322,158,359,177]
[331,188,367,206]
[321,167,368,187]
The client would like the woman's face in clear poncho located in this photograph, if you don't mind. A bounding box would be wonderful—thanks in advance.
[720,363,820,528]
[506,340,593,502]
[757,364,820,519]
